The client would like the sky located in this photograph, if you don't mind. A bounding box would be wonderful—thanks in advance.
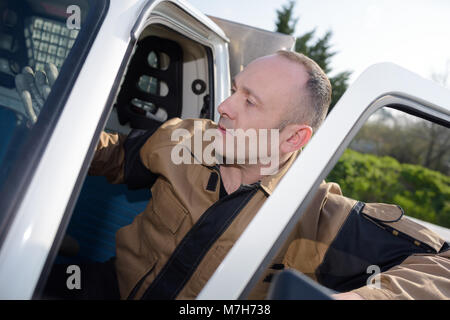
[188,0,450,86]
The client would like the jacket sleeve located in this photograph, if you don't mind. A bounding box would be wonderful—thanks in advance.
[352,247,450,300]
[88,131,127,184]
[88,128,160,189]
[294,182,450,300]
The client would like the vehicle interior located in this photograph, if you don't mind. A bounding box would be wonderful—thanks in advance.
[53,22,215,273]
[0,0,221,300]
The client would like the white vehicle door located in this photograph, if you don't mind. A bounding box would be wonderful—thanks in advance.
[198,62,450,299]
[208,16,295,79]
[0,0,231,300]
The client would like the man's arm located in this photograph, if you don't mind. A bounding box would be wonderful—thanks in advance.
[88,128,160,189]
[351,247,450,299]
[287,182,450,300]
[88,131,127,184]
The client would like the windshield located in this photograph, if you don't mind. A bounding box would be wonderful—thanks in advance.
[0,0,106,233]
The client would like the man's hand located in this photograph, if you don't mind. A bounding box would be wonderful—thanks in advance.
[332,292,364,300]
[14,63,59,123]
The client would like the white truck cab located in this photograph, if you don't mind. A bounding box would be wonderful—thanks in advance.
[0,0,448,300]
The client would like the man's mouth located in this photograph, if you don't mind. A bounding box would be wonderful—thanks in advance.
[218,124,228,135]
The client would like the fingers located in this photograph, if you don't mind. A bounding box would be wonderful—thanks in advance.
[15,73,28,95]
[44,62,59,86]
[21,66,44,109]
[42,84,51,100]
[15,73,37,123]
[19,90,37,123]
[35,70,51,99]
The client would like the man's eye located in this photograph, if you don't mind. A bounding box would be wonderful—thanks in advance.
[246,99,255,106]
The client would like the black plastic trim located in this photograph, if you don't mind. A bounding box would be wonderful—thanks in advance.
[267,269,335,300]
[205,45,215,120]
[389,104,450,128]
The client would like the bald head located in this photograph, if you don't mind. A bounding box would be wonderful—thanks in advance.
[275,50,332,133]
[217,52,328,163]
[217,51,330,137]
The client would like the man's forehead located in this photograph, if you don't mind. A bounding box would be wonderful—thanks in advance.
[236,55,307,100]
[247,54,294,70]
[243,55,306,83]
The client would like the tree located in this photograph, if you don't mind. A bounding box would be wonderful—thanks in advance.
[413,65,450,174]
[327,149,450,227]
[274,1,351,111]
[350,110,450,176]
[275,0,298,35]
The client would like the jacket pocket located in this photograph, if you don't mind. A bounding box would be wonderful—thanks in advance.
[361,203,446,253]
[151,179,188,234]
[316,201,446,292]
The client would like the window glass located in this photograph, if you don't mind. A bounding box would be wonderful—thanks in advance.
[137,75,168,97]
[0,0,103,227]
[147,51,158,68]
[326,107,450,230]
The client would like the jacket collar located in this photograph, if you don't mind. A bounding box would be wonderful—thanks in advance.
[259,149,301,196]
[200,149,301,196]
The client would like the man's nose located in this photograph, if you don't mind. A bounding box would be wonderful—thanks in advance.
[218,95,237,120]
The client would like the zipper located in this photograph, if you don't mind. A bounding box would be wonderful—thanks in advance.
[361,208,436,253]
[126,263,157,300]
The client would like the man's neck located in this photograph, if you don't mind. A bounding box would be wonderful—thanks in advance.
[219,165,258,195]
[219,155,290,195]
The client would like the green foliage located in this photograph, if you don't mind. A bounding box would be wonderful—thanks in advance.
[329,71,352,111]
[275,0,298,35]
[274,1,352,111]
[351,117,450,175]
[326,149,450,228]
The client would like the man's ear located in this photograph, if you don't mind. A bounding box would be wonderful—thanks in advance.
[280,124,313,154]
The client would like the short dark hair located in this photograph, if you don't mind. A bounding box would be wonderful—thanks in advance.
[276,50,332,132]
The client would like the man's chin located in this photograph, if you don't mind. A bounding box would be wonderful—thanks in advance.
[212,145,258,165]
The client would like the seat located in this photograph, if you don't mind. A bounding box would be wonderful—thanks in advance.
[58,175,150,264]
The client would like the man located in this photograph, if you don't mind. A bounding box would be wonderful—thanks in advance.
[44,51,450,300]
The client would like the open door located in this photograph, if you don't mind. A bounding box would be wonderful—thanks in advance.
[198,62,450,299]
[208,16,295,79]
